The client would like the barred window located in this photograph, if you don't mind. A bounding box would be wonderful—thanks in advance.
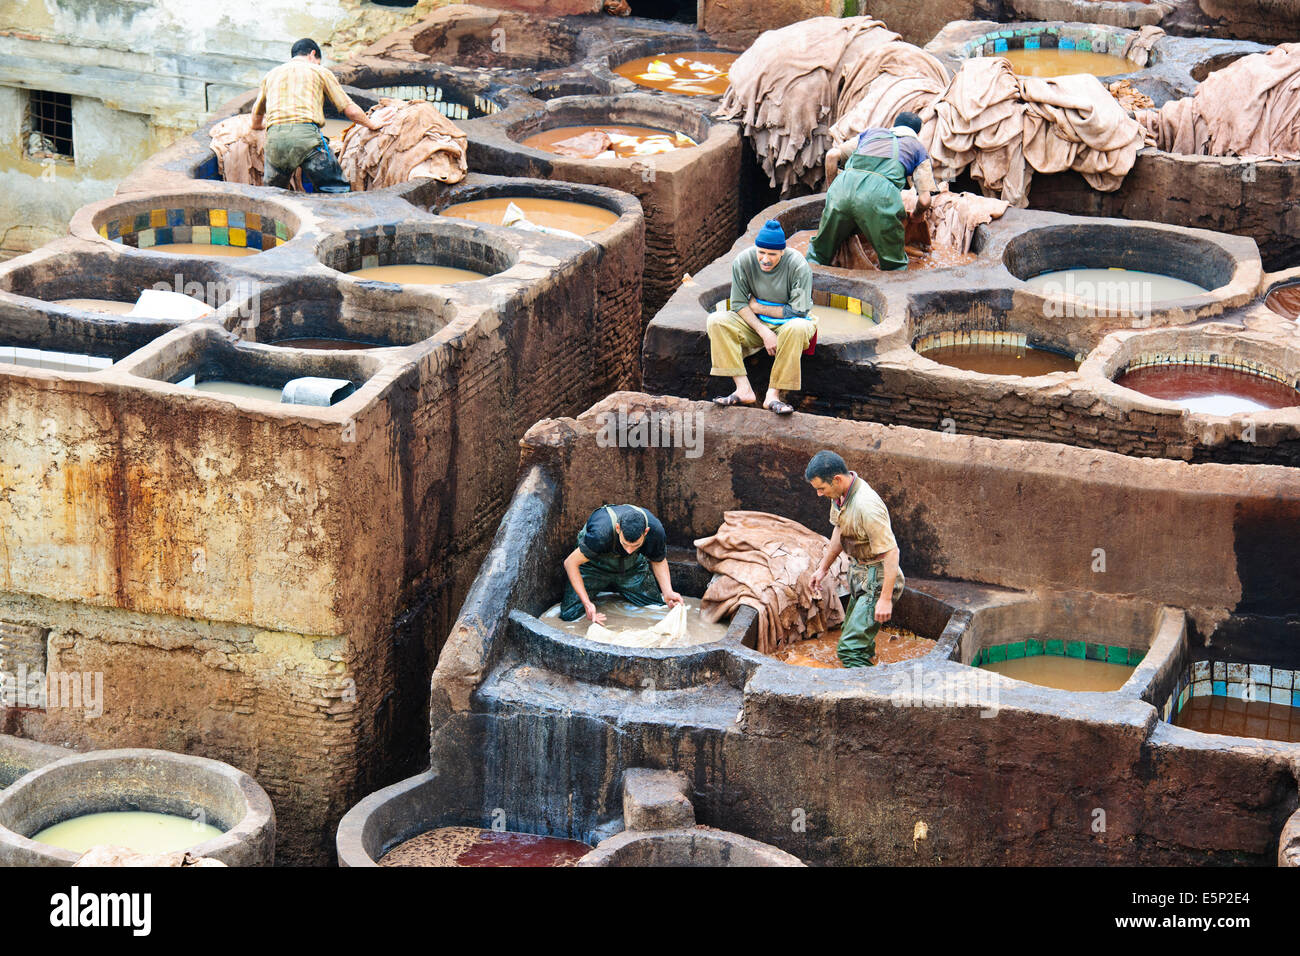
[25,90,74,161]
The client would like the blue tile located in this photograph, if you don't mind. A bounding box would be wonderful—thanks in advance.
[227,209,246,229]
[245,230,263,250]
[1293,691,1300,708]
[1213,680,1227,696]
[1060,39,1076,50]
[1025,37,1040,49]
[166,208,185,227]
[154,227,173,245]
[994,39,1008,52]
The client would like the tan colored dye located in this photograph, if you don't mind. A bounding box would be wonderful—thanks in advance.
[1173,695,1300,743]
[540,595,729,646]
[774,625,933,668]
[441,196,618,236]
[990,49,1138,77]
[810,304,874,337]
[53,298,137,314]
[193,380,285,402]
[1023,268,1206,304]
[520,124,697,158]
[346,264,490,284]
[921,343,1080,376]
[149,243,259,257]
[613,51,737,97]
[33,810,223,855]
[980,655,1134,691]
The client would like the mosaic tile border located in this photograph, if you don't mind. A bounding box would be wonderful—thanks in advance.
[712,292,874,321]
[962,26,1138,60]
[914,329,1082,362]
[1162,660,1300,722]
[972,639,1144,668]
[1121,352,1296,388]
[97,207,291,250]
[367,84,502,120]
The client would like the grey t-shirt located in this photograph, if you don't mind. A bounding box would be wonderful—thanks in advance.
[728,246,814,318]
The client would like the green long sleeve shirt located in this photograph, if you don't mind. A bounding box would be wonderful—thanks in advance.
[728,246,813,319]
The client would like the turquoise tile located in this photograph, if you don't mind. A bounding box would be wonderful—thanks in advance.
[1046,639,1065,657]
[1213,680,1227,696]
[989,644,1007,664]
[1007,641,1026,660]
[1106,645,1129,664]
[1066,641,1085,659]
[1026,639,1044,657]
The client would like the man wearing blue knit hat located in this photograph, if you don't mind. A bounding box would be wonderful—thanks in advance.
[707,219,816,415]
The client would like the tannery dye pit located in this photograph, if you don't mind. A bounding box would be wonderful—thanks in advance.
[1114,365,1300,414]
[988,49,1138,77]
[613,52,738,97]
[519,125,698,159]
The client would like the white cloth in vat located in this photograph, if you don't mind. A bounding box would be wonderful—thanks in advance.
[584,603,693,648]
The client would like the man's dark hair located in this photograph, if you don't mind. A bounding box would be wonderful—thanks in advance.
[291,38,322,59]
[618,508,648,541]
[894,111,923,133]
[805,450,849,483]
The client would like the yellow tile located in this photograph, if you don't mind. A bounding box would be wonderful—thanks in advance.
[229,227,247,247]
[210,209,228,227]
[150,208,165,228]
[848,297,861,315]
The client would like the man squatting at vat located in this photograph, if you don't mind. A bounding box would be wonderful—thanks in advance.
[709,219,816,416]
[251,38,383,193]
[806,451,904,667]
[560,505,684,623]
[807,111,935,270]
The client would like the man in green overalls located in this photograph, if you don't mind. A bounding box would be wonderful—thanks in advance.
[560,504,684,623]
[805,450,905,668]
[807,111,936,271]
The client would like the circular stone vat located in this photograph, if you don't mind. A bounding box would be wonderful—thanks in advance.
[1162,658,1300,745]
[441,196,618,236]
[221,278,439,349]
[578,828,804,866]
[1113,357,1300,415]
[328,69,509,123]
[317,222,515,287]
[612,50,738,96]
[538,596,729,649]
[1004,223,1239,313]
[378,826,591,866]
[408,9,580,70]
[1266,282,1300,320]
[519,123,697,159]
[931,22,1150,79]
[915,331,1082,377]
[75,192,301,256]
[0,748,275,866]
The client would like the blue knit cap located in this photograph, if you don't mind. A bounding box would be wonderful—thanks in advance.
[755,219,786,250]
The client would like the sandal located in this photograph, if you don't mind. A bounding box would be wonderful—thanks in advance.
[764,399,794,415]
[713,392,756,407]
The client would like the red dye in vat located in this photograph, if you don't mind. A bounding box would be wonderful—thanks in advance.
[1173,696,1300,743]
[379,826,591,867]
[1265,283,1300,320]
[1115,364,1300,415]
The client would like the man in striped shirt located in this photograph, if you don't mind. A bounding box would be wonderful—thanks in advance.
[251,38,382,193]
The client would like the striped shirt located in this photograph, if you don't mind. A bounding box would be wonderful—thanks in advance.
[252,60,354,128]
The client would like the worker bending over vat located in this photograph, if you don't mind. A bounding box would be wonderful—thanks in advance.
[806,450,905,667]
[561,505,684,623]
[808,111,936,270]
[251,38,383,193]
[709,220,817,416]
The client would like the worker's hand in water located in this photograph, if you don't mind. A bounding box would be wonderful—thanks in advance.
[809,568,826,599]
[584,602,607,625]
[874,596,893,624]
[663,590,684,609]
[761,328,779,356]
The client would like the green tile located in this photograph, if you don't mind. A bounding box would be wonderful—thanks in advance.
[275,220,288,239]
[1078,39,1092,51]
[1106,645,1129,664]
[210,226,229,246]
[1086,643,1106,661]
[1066,640,1086,659]
[1128,647,1146,666]
[1006,641,1026,660]
[988,644,1007,664]
[1046,639,1065,657]
[1026,639,1044,657]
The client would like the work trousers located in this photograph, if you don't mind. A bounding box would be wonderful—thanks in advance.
[265,122,351,194]
[707,311,816,392]
[809,152,909,271]
[559,551,664,622]
[837,560,906,668]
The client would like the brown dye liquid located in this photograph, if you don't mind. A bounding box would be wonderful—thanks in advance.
[788,229,976,271]
[346,264,490,284]
[320,119,353,141]
[990,50,1137,77]
[53,298,137,314]
[379,826,590,867]
[149,243,259,257]
[922,343,1079,376]
[520,124,696,158]
[1115,365,1300,415]
[441,196,618,236]
[269,337,382,350]
[774,625,934,669]
[613,51,737,97]
[1172,696,1300,743]
[980,656,1134,692]
[540,595,730,646]
[1265,284,1300,320]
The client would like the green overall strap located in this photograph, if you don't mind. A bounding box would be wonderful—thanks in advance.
[603,505,650,538]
